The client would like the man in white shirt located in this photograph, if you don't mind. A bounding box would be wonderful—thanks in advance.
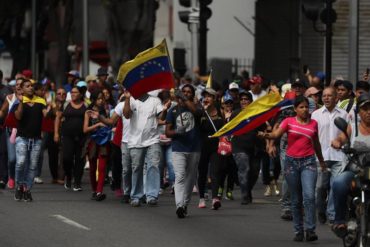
[248,75,266,101]
[121,91,170,206]
[311,87,348,224]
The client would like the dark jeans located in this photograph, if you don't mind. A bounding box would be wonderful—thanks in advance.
[110,144,122,190]
[233,150,261,200]
[198,146,223,199]
[218,155,237,192]
[332,171,355,225]
[62,135,85,184]
[45,132,60,180]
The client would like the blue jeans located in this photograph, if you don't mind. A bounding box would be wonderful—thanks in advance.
[15,137,42,190]
[161,145,175,185]
[130,143,161,202]
[233,152,252,200]
[280,147,291,212]
[332,171,355,224]
[316,160,343,221]
[5,128,16,179]
[285,155,318,233]
[121,142,132,196]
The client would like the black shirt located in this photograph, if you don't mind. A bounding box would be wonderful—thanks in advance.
[61,103,87,137]
[17,103,45,139]
[230,108,266,153]
[200,107,225,151]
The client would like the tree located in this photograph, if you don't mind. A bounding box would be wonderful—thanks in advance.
[102,0,159,75]
[0,0,30,77]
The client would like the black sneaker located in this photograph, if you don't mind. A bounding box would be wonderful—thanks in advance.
[121,195,130,204]
[293,232,304,242]
[95,193,106,201]
[23,190,33,202]
[184,206,188,216]
[14,186,23,201]
[91,192,97,200]
[0,180,6,189]
[147,198,158,206]
[318,212,327,224]
[176,206,185,218]
[64,178,71,190]
[281,210,293,221]
[73,183,82,192]
[305,230,318,241]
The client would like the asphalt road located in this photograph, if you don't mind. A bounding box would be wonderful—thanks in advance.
[0,168,343,247]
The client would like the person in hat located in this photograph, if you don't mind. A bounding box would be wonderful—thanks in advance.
[96,67,109,89]
[228,81,241,109]
[217,93,238,200]
[248,75,266,101]
[85,75,98,99]
[304,86,322,112]
[231,91,265,205]
[64,70,80,93]
[331,92,370,238]
[197,87,226,210]
[21,69,33,80]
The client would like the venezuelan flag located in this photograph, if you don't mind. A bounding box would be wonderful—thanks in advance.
[211,92,294,137]
[4,99,20,128]
[117,39,175,98]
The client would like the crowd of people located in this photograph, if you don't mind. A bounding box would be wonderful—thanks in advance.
[0,66,370,243]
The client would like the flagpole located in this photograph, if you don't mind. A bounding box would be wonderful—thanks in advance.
[163,39,177,88]
[203,108,218,133]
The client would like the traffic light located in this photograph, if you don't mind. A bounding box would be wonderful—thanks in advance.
[199,0,212,21]
[302,0,337,24]
[178,0,191,24]
[301,0,321,22]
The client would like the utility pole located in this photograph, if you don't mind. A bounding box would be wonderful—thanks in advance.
[31,0,36,77]
[325,0,333,87]
[189,0,199,80]
[349,0,359,84]
[82,0,89,77]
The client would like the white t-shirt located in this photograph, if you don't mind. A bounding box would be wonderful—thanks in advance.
[114,102,131,143]
[125,96,163,148]
[249,89,267,101]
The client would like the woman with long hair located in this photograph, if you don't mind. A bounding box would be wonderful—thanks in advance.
[259,95,325,242]
[84,90,110,201]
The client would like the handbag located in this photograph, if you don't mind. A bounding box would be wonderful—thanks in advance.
[217,136,232,156]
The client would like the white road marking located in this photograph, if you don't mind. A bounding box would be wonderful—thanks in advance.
[51,215,91,231]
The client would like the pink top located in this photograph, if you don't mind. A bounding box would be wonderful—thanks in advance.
[280,117,318,158]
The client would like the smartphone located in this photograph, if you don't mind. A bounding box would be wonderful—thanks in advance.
[303,65,309,74]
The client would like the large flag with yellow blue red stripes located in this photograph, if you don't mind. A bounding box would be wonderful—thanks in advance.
[211,92,294,137]
[117,39,175,98]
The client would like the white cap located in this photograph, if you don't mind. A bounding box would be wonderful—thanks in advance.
[281,83,292,97]
[229,82,239,90]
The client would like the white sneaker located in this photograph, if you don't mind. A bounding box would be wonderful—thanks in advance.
[264,185,272,197]
[84,161,90,170]
[34,177,43,184]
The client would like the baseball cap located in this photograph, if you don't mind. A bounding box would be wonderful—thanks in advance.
[248,75,263,84]
[76,81,87,88]
[222,93,233,103]
[304,87,320,97]
[281,83,292,97]
[8,80,16,87]
[229,82,239,90]
[202,88,217,97]
[67,70,80,78]
[22,69,33,79]
[357,93,370,109]
[97,67,109,76]
[85,75,97,82]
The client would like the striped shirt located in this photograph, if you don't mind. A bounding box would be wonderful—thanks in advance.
[280,117,318,158]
